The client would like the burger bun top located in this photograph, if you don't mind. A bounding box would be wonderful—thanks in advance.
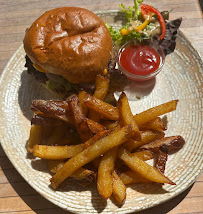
[23,7,113,84]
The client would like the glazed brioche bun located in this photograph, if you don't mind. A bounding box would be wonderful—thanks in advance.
[23,7,112,84]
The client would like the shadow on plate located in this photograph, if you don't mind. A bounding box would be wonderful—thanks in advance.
[108,69,156,102]
[18,70,62,121]
[130,183,168,195]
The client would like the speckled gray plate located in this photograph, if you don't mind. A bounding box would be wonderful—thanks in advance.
[0,10,203,214]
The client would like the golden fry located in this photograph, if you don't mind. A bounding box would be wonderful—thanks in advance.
[112,170,126,205]
[97,147,118,199]
[118,147,175,185]
[50,125,134,189]
[48,160,95,180]
[93,75,110,100]
[86,118,106,134]
[70,171,96,187]
[84,130,110,149]
[132,150,154,161]
[33,144,84,160]
[47,160,65,173]
[78,90,89,116]
[124,130,165,151]
[140,117,166,131]
[71,167,95,179]
[46,125,67,145]
[57,131,81,146]
[134,100,178,127]
[42,125,54,139]
[101,120,118,130]
[119,170,151,185]
[88,75,110,123]
[83,92,119,120]
[118,92,141,140]
[27,124,43,153]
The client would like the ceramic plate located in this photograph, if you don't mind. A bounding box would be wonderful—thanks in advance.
[0,10,203,213]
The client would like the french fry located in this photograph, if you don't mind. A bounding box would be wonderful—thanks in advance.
[56,130,81,146]
[48,161,96,187]
[71,171,96,187]
[67,94,93,142]
[139,117,166,131]
[48,160,95,181]
[101,120,118,130]
[31,100,68,116]
[31,115,63,126]
[132,150,154,161]
[97,147,118,199]
[78,90,89,116]
[139,135,185,154]
[85,126,120,150]
[120,170,152,185]
[27,124,43,153]
[41,125,54,140]
[48,160,65,173]
[124,130,165,151]
[71,167,95,179]
[154,146,168,174]
[83,92,119,120]
[134,100,178,127]
[46,125,67,146]
[86,118,106,134]
[31,100,73,124]
[119,170,151,185]
[118,147,175,185]
[88,75,110,123]
[50,125,134,189]
[35,111,74,125]
[93,75,110,100]
[33,144,84,160]
[118,92,141,141]
[84,130,110,149]
[112,170,126,205]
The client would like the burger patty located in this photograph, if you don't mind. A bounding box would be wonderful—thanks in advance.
[25,55,48,84]
[25,55,80,96]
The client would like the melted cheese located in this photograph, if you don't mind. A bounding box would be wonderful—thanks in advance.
[33,64,48,73]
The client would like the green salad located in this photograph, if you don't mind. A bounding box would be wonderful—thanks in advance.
[106,0,181,54]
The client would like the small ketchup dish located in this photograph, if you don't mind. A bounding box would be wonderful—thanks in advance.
[118,40,165,81]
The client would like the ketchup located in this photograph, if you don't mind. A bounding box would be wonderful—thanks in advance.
[120,44,160,76]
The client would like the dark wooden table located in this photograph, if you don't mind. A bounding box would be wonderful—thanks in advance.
[0,0,202,213]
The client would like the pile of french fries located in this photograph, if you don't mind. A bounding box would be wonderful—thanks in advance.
[28,75,185,205]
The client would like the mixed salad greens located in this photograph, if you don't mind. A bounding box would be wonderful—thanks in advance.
[107,0,182,55]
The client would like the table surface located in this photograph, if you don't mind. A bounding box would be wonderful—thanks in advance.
[0,0,202,213]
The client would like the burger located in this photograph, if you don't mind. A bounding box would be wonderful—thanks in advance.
[24,7,113,96]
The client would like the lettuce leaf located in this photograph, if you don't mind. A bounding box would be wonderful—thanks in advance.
[46,78,80,95]
[119,0,143,21]
[153,18,182,55]
[107,24,150,47]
